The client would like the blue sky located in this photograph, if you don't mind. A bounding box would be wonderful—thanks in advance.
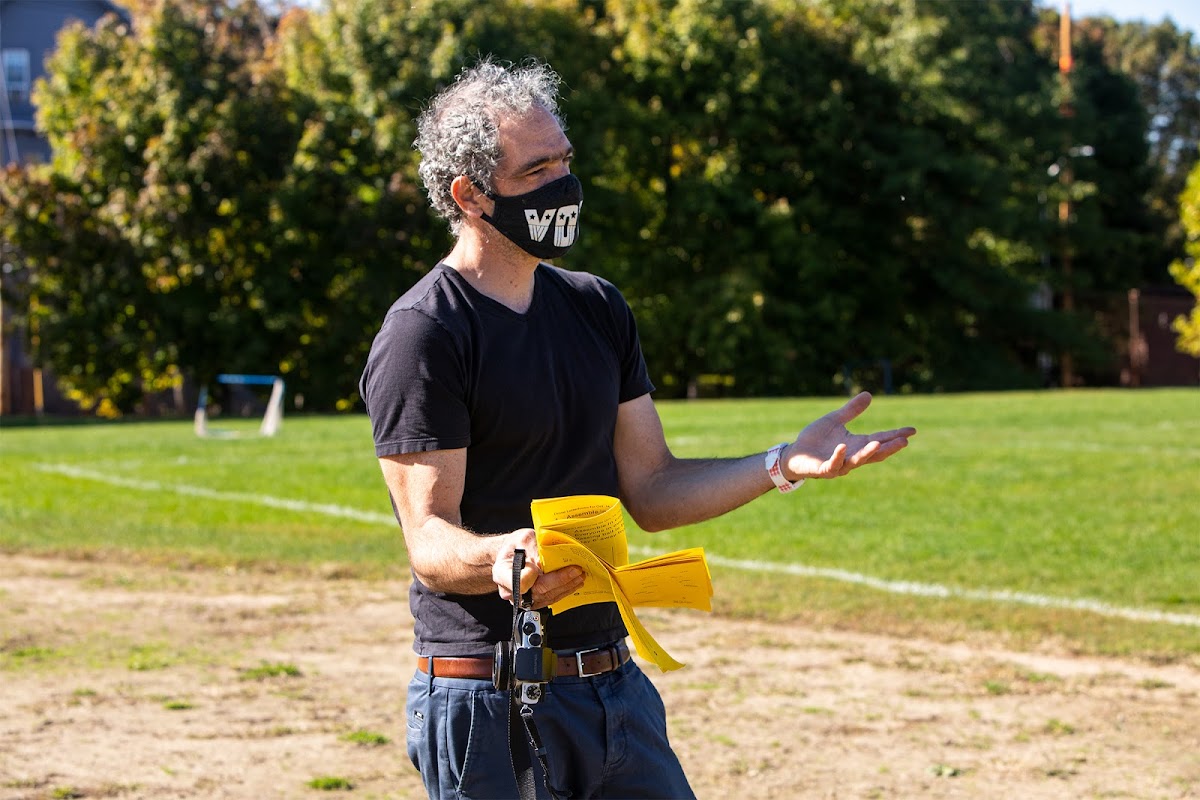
[1043,0,1200,34]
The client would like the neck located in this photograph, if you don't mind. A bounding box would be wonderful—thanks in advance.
[445,229,539,313]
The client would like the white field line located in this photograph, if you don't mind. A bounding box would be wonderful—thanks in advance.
[36,462,1200,629]
[629,548,1200,629]
[36,463,395,526]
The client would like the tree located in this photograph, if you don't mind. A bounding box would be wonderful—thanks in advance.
[833,0,1069,389]
[4,0,1184,413]
[276,0,611,406]
[0,164,149,415]
[581,0,869,396]
[1170,155,1200,356]
[1096,19,1200,277]
[1032,6,1163,383]
[1,0,429,413]
[3,2,306,413]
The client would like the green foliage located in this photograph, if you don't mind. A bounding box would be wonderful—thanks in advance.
[0,0,1188,412]
[273,3,445,410]
[1,0,429,413]
[0,164,151,415]
[34,3,308,410]
[1170,157,1200,355]
[1057,15,1159,290]
[1100,19,1200,268]
[589,0,900,394]
[835,0,1068,391]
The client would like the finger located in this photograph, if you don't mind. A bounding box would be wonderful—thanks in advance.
[493,557,514,600]
[849,439,882,468]
[513,528,540,563]
[495,566,531,602]
[518,563,542,596]
[498,566,545,603]
[830,391,872,425]
[535,567,585,609]
[819,443,848,476]
[504,529,541,595]
[868,426,917,442]
[859,441,888,465]
[494,530,540,600]
[870,437,910,461]
[853,438,908,469]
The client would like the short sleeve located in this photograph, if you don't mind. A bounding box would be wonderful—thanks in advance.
[600,280,655,403]
[359,308,472,458]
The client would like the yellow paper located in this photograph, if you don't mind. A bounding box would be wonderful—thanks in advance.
[531,495,628,567]
[609,579,684,672]
[536,531,620,614]
[532,495,712,672]
[613,548,712,611]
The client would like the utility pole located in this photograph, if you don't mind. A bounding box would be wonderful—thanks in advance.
[1058,0,1076,387]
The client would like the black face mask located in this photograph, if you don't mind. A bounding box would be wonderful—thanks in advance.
[480,173,584,260]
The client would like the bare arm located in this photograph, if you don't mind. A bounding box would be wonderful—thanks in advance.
[378,449,582,606]
[612,395,770,531]
[614,391,915,532]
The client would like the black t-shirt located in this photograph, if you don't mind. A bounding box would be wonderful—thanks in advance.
[360,262,654,656]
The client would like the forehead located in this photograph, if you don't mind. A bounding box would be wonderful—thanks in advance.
[495,106,571,172]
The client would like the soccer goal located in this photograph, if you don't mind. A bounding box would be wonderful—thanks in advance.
[194,374,286,438]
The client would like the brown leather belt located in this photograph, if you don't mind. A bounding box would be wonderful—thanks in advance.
[417,640,630,680]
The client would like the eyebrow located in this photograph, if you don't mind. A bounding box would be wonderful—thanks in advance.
[511,145,575,177]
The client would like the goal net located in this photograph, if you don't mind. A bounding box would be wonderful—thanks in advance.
[194,374,285,438]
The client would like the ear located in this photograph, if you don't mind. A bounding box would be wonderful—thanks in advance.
[450,175,492,220]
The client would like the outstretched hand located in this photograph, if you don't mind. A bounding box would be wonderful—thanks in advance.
[782,392,915,481]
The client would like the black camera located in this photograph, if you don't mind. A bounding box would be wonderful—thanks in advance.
[494,550,558,704]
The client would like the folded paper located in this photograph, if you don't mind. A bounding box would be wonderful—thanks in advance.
[531,495,712,671]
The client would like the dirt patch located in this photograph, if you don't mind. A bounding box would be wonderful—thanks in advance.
[1,555,1198,799]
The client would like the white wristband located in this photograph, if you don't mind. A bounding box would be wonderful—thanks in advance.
[765,442,804,493]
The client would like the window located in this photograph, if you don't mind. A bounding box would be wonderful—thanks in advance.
[3,49,31,104]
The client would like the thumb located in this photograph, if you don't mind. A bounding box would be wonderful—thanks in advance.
[831,391,872,425]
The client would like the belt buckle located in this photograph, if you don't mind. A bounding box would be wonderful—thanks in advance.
[574,645,608,678]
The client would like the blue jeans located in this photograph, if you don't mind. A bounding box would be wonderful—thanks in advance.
[405,655,695,799]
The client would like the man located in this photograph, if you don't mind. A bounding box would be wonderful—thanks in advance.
[360,58,915,799]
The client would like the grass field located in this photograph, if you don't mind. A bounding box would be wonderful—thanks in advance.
[2,388,1198,659]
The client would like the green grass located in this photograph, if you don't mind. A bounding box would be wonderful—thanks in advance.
[340,729,391,746]
[0,415,402,572]
[239,661,303,681]
[307,776,354,791]
[1,389,1198,657]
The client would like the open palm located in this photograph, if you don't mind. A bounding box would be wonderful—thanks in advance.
[784,392,916,480]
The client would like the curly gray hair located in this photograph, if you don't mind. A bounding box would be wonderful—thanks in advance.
[414,59,566,234]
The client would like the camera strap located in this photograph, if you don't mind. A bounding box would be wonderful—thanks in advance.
[507,693,538,800]
[507,550,560,800]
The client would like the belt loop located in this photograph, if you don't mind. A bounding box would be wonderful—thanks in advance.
[426,656,434,694]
